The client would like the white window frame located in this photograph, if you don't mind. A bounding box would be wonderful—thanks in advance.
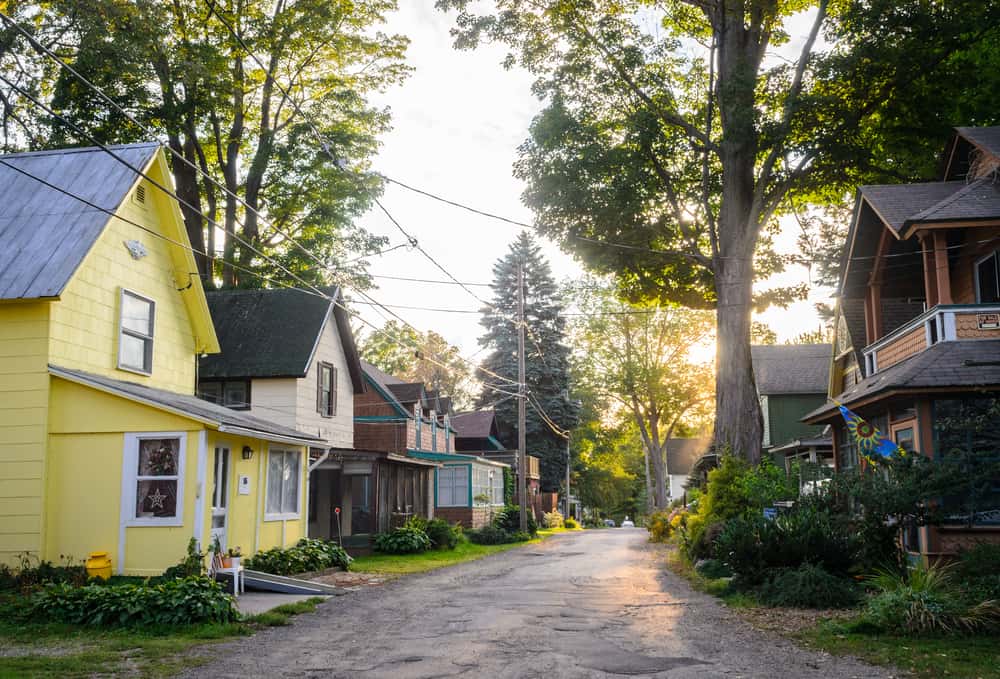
[264,447,303,521]
[974,251,999,303]
[121,432,186,527]
[437,466,468,507]
[117,288,155,376]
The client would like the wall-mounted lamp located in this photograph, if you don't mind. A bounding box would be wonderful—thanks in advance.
[241,445,254,460]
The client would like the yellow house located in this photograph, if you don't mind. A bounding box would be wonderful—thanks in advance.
[0,144,322,575]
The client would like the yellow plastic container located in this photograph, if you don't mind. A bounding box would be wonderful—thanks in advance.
[85,551,112,580]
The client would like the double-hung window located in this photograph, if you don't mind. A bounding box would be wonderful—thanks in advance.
[317,363,336,417]
[437,466,468,507]
[976,251,1000,303]
[472,466,491,506]
[265,449,301,519]
[124,433,184,525]
[118,289,155,374]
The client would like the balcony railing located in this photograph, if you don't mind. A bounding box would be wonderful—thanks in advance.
[862,304,1000,375]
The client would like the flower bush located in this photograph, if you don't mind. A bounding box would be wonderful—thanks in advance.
[245,538,352,575]
[29,576,236,626]
[563,517,579,529]
[542,510,564,528]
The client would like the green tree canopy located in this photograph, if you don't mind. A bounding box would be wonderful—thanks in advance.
[437,0,1000,463]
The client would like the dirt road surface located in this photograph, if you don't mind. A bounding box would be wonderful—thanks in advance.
[187,529,893,678]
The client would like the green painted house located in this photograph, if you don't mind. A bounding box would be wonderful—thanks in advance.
[751,344,833,476]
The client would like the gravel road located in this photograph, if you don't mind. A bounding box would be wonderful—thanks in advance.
[186,529,895,678]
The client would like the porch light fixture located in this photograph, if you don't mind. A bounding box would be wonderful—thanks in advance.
[241,445,254,460]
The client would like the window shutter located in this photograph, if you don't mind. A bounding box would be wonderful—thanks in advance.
[331,367,338,416]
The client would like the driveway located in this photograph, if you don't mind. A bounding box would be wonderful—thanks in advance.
[188,530,892,678]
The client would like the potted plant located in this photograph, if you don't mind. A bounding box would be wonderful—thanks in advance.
[226,546,242,570]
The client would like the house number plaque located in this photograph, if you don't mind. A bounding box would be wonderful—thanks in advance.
[977,313,1000,330]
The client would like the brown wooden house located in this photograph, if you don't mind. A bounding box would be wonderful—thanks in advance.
[805,126,1000,559]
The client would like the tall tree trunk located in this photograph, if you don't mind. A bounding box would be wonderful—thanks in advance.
[167,133,207,278]
[643,445,653,513]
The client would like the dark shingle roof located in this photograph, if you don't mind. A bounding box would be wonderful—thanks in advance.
[751,344,832,395]
[907,177,1000,225]
[51,365,321,444]
[452,410,496,438]
[859,182,965,235]
[804,340,1000,421]
[666,438,711,477]
[0,143,160,300]
[360,361,410,416]
[387,383,425,405]
[955,126,1000,158]
[199,287,363,392]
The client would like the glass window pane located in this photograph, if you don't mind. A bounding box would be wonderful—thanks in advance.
[282,453,300,515]
[267,452,284,514]
[135,479,177,518]
[978,254,999,303]
[200,382,221,403]
[137,439,179,476]
[122,293,152,334]
[224,381,247,407]
[120,334,148,371]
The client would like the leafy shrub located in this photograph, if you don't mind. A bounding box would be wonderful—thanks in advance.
[0,553,88,593]
[758,564,862,609]
[695,559,733,579]
[542,511,564,529]
[466,526,532,545]
[245,538,352,575]
[403,515,429,532]
[29,576,236,626]
[563,517,579,529]
[647,511,672,543]
[493,505,537,536]
[162,537,205,580]
[956,543,1000,581]
[373,526,431,554]
[425,519,461,550]
[864,562,1000,634]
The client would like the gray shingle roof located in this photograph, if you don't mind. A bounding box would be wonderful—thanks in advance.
[360,360,411,417]
[804,339,1000,421]
[955,126,1000,159]
[907,177,1000,225]
[199,287,364,392]
[51,365,322,444]
[751,344,832,395]
[0,143,160,300]
[859,182,965,234]
[452,410,496,438]
[666,438,711,477]
[387,383,425,405]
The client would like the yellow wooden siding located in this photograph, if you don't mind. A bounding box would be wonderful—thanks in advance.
[0,302,50,564]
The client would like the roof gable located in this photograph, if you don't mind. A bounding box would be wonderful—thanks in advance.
[0,143,162,300]
[361,360,411,418]
[452,410,497,438]
[200,287,363,390]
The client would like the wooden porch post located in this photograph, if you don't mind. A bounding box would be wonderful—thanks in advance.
[933,230,953,305]
[921,235,938,307]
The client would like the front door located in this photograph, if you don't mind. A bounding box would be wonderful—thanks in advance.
[210,447,231,551]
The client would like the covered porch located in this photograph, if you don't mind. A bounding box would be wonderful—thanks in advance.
[307,448,438,551]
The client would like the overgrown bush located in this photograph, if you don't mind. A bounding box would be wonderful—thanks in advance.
[563,517,579,529]
[0,553,88,594]
[646,511,672,543]
[425,519,461,550]
[493,505,537,536]
[758,564,862,609]
[542,510,564,528]
[863,562,1000,635]
[245,538,352,575]
[162,538,205,580]
[373,526,431,554]
[466,525,532,545]
[29,576,236,626]
[694,558,733,579]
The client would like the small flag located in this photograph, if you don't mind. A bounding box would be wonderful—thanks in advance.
[837,404,904,462]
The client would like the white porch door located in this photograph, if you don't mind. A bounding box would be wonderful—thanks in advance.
[210,447,231,551]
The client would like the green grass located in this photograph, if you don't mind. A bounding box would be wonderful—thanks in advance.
[0,595,324,677]
[798,620,1000,679]
[349,527,578,575]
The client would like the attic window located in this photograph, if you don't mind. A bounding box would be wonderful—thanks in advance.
[133,184,147,205]
[118,289,155,375]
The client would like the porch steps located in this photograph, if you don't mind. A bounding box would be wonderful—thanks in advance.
[241,570,347,595]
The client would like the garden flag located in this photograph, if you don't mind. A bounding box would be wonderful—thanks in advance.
[837,404,904,462]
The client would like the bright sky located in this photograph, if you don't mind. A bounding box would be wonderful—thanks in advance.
[354,3,830,358]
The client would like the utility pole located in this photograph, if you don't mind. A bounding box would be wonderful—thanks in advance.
[517,260,528,533]
[564,434,571,518]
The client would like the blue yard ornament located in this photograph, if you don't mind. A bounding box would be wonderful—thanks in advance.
[837,403,905,462]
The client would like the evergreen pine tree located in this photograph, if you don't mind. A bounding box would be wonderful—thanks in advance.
[478,232,578,491]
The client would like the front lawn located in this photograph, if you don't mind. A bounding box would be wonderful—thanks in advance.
[798,621,1000,679]
[0,595,324,678]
